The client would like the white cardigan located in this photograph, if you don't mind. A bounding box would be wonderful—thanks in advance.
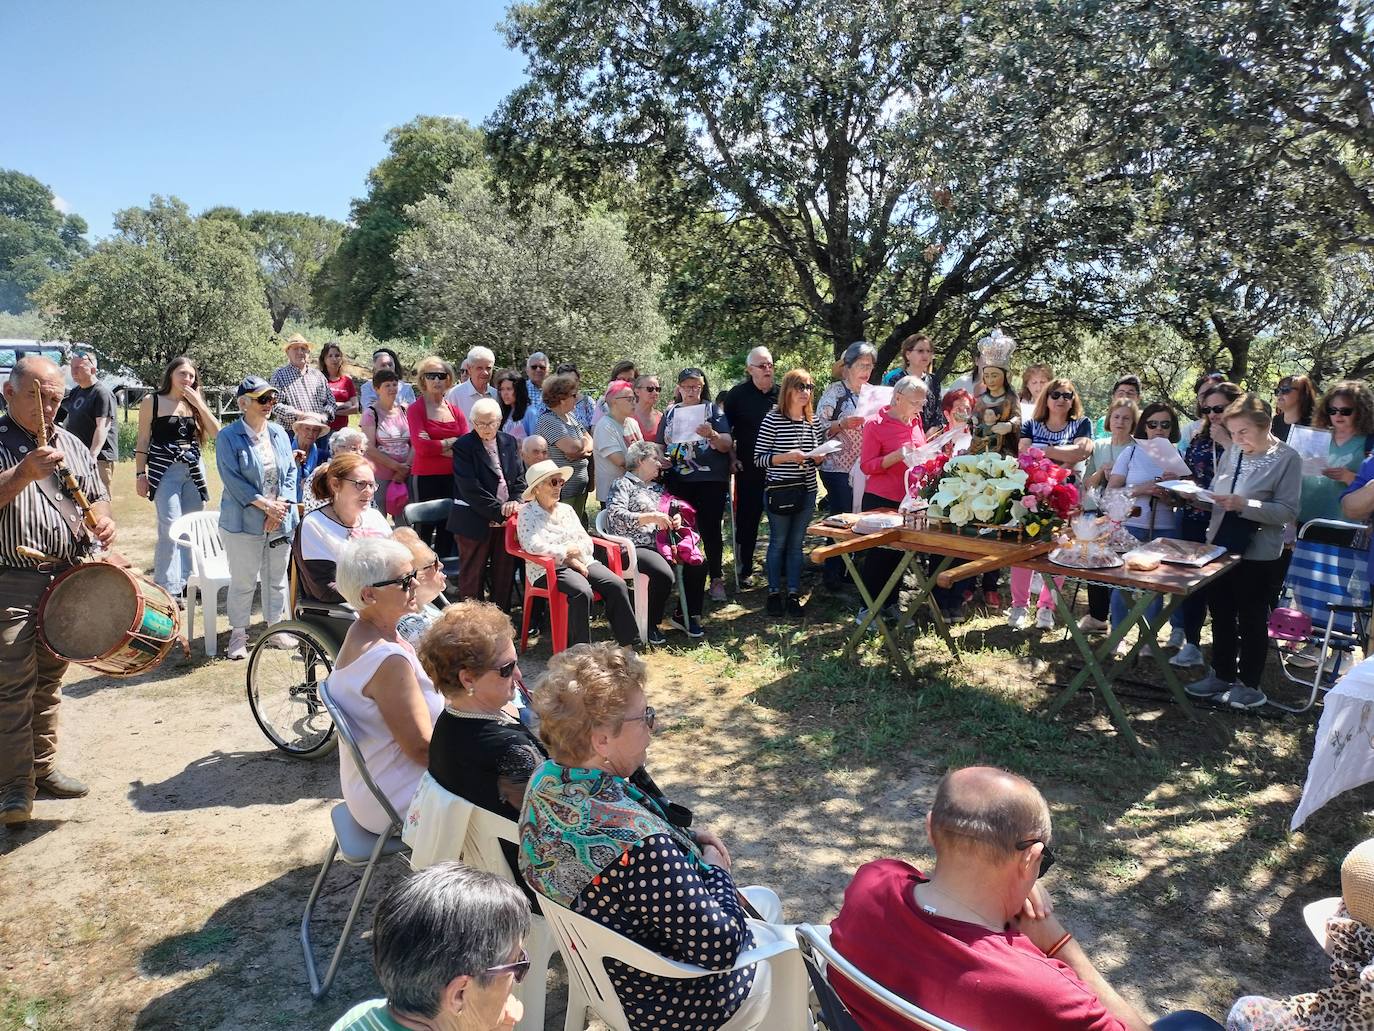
[516,501,593,583]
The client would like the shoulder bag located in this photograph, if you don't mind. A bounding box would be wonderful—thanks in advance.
[1212,453,1258,554]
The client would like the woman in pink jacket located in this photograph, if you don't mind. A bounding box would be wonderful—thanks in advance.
[856,376,928,618]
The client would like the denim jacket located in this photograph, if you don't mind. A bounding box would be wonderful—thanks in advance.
[216,418,300,537]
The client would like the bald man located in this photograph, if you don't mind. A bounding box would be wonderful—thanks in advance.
[0,356,117,826]
[829,766,1223,1031]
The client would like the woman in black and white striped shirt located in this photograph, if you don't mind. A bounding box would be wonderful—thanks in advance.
[754,368,823,616]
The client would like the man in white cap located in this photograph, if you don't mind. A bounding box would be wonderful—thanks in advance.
[269,333,335,438]
[445,346,498,420]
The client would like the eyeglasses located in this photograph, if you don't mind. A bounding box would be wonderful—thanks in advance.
[623,706,656,731]
[642,385,662,393]
[796,383,815,393]
[254,394,278,405]
[482,949,531,984]
[1327,405,1356,417]
[1015,838,1055,878]
[490,658,518,679]
[1145,419,1173,429]
[1274,385,1295,395]
[371,569,419,592]
[1048,391,1074,401]
[419,558,443,575]
[422,371,450,380]
[1200,404,1229,415]
[344,477,377,493]
[750,362,774,370]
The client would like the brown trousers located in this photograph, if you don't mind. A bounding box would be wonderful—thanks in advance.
[456,524,517,612]
[0,569,67,800]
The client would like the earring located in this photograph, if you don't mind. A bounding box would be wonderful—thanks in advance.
[467,685,475,697]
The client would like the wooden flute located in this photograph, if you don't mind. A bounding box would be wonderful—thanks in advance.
[33,380,101,532]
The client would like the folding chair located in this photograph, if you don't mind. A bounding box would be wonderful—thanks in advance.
[594,509,651,643]
[1272,518,1373,713]
[404,773,556,1031]
[169,510,236,657]
[795,924,968,1031]
[300,678,410,999]
[539,891,809,1031]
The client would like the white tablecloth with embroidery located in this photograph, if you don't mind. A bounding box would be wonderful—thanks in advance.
[1292,656,1374,830]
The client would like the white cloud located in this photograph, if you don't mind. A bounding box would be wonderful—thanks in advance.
[52,194,72,214]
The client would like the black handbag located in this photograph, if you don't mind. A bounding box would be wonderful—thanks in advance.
[766,481,807,515]
[1212,454,1258,554]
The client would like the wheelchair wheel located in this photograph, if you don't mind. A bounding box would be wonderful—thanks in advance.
[246,622,338,759]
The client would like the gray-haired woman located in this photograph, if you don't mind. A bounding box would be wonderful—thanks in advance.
[330,861,531,1031]
[816,341,877,589]
[604,440,706,642]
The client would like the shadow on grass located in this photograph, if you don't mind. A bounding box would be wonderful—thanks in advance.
[129,748,336,812]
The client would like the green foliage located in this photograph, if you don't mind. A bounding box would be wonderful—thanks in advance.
[396,170,669,375]
[35,197,275,387]
[314,116,486,339]
[0,169,89,313]
[0,309,48,339]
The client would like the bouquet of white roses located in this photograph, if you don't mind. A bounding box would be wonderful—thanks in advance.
[916,448,1079,537]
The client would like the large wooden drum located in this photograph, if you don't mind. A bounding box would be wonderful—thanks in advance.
[37,562,180,677]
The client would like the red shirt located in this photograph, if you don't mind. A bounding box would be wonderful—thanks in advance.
[327,375,356,431]
[859,406,926,503]
[829,860,1126,1031]
[406,400,469,477]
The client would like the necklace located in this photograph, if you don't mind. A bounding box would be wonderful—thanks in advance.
[919,882,1007,931]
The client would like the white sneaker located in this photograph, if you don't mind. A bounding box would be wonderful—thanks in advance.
[1170,643,1204,668]
[1166,626,1186,649]
[226,629,248,661]
[1029,572,1044,595]
[1034,608,1055,630]
[265,633,296,649]
[1007,606,1027,630]
[1078,615,1110,634]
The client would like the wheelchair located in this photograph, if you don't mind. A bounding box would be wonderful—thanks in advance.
[245,537,357,760]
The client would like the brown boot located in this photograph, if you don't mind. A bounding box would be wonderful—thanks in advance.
[35,770,88,799]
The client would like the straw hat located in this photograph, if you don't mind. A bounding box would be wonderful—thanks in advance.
[1304,838,1374,952]
[291,412,330,432]
[282,332,314,352]
[521,459,564,501]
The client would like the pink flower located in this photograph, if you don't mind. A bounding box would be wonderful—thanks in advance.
[1029,481,1054,498]
[1021,495,1040,512]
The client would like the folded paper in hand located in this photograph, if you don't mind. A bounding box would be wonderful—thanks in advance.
[1136,436,1191,477]
[855,385,892,421]
[807,438,843,461]
[1157,479,1214,504]
[666,403,710,445]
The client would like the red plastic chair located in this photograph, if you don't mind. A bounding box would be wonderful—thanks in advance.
[505,509,626,655]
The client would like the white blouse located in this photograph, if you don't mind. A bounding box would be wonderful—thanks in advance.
[516,501,593,584]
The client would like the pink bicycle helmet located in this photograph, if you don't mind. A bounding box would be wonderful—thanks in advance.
[1267,606,1312,642]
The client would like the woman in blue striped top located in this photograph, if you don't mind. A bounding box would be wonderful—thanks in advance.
[754,369,823,616]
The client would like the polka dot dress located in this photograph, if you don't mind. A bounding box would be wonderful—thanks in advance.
[575,833,757,1031]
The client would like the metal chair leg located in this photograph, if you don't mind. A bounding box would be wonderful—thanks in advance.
[300,838,339,998]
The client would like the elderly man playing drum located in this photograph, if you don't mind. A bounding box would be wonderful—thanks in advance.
[0,355,117,827]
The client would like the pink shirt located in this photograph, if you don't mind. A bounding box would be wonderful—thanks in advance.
[859,406,926,503]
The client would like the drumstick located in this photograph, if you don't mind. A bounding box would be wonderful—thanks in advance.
[17,545,62,564]
[33,380,102,532]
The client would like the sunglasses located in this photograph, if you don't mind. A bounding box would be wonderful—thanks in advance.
[527,363,548,370]
[1016,838,1055,878]
[1328,405,1355,417]
[419,558,443,575]
[623,705,656,731]
[796,383,815,393]
[422,371,450,380]
[750,362,775,370]
[483,948,531,984]
[371,569,419,592]
[1200,404,1229,415]
[344,477,377,492]
[642,385,662,393]
[1274,385,1295,395]
[1145,419,1173,429]
[1048,390,1075,401]
[491,658,518,679]
[254,394,278,405]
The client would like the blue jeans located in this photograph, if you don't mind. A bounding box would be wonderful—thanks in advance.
[765,489,817,594]
[818,470,853,586]
[153,461,205,594]
[1152,1012,1224,1031]
[1110,525,1185,633]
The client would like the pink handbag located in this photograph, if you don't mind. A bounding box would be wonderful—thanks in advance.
[385,480,409,519]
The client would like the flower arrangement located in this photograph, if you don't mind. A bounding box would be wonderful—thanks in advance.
[912,447,1078,537]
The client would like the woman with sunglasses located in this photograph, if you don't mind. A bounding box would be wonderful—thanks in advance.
[534,372,596,523]
[1303,381,1374,523]
[329,537,443,836]
[1271,374,1317,443]
[135,355,221,606]
[217,376,298,660]
[1011,377,1093,630]
[407,356,469,558]
[520,642,783,1031]
[755,368,824,616]
[295,453,392,605]
[630,373,664,440]
[392,527,450,648]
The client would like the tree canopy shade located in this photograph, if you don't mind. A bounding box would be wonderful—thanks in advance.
[313,116,486,340]
[35,197,275,387]
[0,169,89,314]
[397,170,668,373]
[488,0,1159,374]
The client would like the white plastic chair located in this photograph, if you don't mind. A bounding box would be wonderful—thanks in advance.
[595,509,650,643]
[539,889,809,1031]
[169,511,235,657]
[795,924,967,1031]
[300,677,410,999]
[403,773,557,1031]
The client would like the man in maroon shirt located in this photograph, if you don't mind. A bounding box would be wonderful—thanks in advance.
[830,767,1223,1031]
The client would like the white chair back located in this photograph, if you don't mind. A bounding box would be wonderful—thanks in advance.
[594,510,650,641]
[170,510,230,581]
[795,924,968,1031]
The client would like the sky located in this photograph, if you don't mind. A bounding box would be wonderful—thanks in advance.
[6,0,529,240]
